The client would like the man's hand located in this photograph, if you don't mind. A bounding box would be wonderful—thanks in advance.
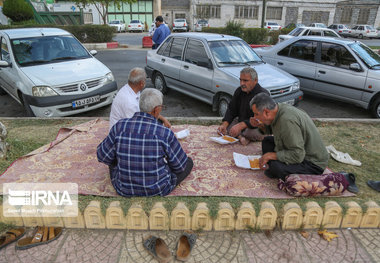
[249,117,264,128]
[159,115,171,128]
[229,122,247,138]
[259,152,277,170]
[217,121,229,135]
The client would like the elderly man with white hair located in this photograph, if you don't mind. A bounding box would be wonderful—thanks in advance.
[97,88,193,197]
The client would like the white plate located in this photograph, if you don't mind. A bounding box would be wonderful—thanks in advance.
[210,135,239,145]
[233,152,261,170]
[175,129,190,139]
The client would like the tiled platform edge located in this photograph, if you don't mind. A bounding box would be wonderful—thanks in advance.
[1,200,379,231]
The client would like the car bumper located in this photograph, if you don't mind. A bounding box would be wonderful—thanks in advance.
[24,81,118,117]
[173,27,187,31]
[128,27,143,31]
[273,90,303,106]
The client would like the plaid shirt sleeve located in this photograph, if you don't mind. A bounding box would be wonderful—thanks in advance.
[164,132,188,174]
[97,126,117,166]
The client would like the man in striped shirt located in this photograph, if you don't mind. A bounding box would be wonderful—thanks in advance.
[97,88,193,196]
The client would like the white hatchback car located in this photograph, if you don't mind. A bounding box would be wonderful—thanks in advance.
[264,22,282,30]
[278,27,341,42]
[350,25,378,39]
[0,28,117,117]
[128,20,144,33]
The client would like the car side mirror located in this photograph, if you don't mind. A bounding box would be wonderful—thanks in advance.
[0,60,10,67]
[349,63,361,72]
[90,50,98,56]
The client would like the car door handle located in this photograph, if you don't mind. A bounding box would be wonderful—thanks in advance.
[184,65,189,69]
[318,70,326,74]
[277,62,284,65]
[161,58,165,62]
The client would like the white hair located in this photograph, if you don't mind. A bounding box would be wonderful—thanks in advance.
[128,67,146,85]
[139,88,163,113]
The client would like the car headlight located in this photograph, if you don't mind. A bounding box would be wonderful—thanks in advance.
[103,72,115,84]
[32,86,58,97]
[291,81,300,91]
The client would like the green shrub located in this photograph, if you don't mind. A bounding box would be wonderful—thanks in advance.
[3,0,34,23]
[242,28,267,44]
[225,20,243,38]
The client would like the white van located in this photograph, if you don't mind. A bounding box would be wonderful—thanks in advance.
[0,28,117,117]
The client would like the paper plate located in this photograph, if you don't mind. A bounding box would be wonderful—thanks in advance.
[233,152,261,170]
[210,135,239,145]
[175,129,190,139]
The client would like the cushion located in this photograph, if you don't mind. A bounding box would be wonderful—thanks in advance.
[278,173,349,197]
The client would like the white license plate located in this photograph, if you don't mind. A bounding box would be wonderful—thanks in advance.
[283,99,295,105]
[72,95,100,108]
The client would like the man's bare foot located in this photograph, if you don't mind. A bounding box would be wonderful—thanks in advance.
[238,135,250,146]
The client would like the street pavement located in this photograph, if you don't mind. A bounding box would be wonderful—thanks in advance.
[0,228,379,262]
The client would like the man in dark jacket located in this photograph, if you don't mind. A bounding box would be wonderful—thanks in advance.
[217,67,269,145]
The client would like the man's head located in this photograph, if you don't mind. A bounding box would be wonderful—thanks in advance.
[240,67,258,94]
[139,88,164,118]
[128,67,146,92]
[249,93,278,125]
[155,16,164,27]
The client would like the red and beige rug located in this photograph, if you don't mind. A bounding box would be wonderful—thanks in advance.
[0,119,353,198]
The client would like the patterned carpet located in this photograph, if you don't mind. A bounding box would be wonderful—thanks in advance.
[0,119,352,198]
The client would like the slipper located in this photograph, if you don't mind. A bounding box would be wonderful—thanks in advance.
[341,172,359,193]
[176,232,197,261]
[143,236,172,263]
[327,145,362,166]
[367,180,380,192]
[0,228,25,250]
[16,226,63,250]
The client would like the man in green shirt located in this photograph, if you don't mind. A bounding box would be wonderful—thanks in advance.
[249,93,329,180]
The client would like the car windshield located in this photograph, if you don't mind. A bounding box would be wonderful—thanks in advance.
[198,20,208,25]
[109,21,120,24]
[11,35,91,67]
[289,27,304,36]
[349,42,380,69]
[208,40,262,67]
[268,22,278,26]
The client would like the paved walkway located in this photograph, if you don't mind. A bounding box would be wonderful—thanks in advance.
[0,228,379,262]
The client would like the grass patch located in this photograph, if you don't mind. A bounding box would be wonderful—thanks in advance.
[0,118,379,218]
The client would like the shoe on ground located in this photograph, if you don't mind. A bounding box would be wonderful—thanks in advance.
[16,226,62,250]
[341,172,359,193]
[143,236,172,263]
[176,232,197,261]
[0,228,25,250]
[367,180,380,192]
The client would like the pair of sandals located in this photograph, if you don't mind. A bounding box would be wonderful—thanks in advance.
[143,232,197,263]
[0,226,63,250]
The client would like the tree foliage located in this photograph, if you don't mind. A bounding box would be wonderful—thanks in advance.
[72,0,137,25]
[3,0,34,22]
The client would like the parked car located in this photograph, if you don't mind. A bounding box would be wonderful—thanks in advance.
[309,23,327,28]
[264,22,282,30]
[173,19,189,32]
[145,33,302,117]
[284,23,305,29]
[128,20,144,33]
[0,28,117,117]
[195,19,209,32]
[328,24,351,38]
[255,36,380,118]
[278,27,341,42]
[350,25,378,39]
[108,20,126,33]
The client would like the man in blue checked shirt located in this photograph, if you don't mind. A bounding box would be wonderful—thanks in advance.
[97,88,193,197]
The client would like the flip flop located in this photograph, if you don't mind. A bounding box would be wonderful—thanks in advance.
[327,145,362,166]
[176,232,197,262]
[143,236,172,263]
[16,226,63,250]
[0,228,25,250]
[367,180,380,192]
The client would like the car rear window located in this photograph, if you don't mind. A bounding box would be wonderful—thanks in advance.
[131,20,140,23]
[175,19,185,22]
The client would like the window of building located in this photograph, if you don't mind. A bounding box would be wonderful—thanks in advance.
[266,7,282,20]
[340,8,352,24]
[175,13,186,19]
[357,8,370,24]
[234,5,258,19]
[196,5,220,18]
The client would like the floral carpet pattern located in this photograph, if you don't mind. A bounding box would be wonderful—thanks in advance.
[0,119,353,198]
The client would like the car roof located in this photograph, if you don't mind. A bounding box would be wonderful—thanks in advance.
[292,35,358,44]
[170,32,241,41]
[1,27,70,39]
[299,26,334,31]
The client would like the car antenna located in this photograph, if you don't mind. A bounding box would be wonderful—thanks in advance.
[39,29,45,36]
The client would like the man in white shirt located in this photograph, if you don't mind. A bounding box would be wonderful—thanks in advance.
[109,67,170,129]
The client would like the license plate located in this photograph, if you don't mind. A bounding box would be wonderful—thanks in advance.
[283,99,295,105]
[72,95,100,108]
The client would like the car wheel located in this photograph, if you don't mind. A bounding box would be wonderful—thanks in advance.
[218,94,231,117]
[21,93,35,117]
[153,72,168,94]
[359,34,363,39]
[371,97,380,118]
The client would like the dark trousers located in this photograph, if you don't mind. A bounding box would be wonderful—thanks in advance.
[175,157,193,186]
[262,136,323,180]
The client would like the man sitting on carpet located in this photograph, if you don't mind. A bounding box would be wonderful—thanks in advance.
[97,88,193,197]
[217,67,268,146]
[109,67,170,129]
[249,93,329,180]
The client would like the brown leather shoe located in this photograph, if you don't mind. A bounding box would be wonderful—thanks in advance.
[143,236,172,263]
[176,232,197,261]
